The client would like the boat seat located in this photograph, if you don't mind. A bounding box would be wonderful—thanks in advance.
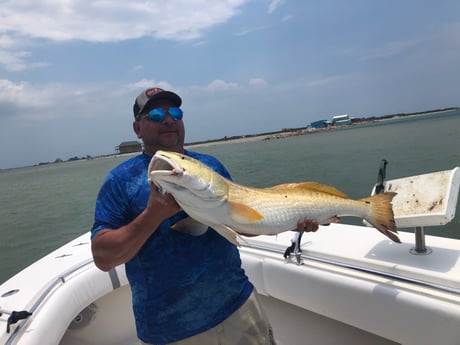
[368,166,459,253]
[376,167,460,228]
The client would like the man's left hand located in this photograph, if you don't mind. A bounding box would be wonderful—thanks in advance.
[296,217,319,232]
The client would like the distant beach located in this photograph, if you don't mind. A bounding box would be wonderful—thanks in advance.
[187,107,459,149]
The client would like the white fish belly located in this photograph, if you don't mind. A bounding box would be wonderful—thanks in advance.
[230,198,369,235]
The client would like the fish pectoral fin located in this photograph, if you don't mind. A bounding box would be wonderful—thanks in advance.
[269,182,348,199]
[171,217,209,236]
[210,224,246,247]
[228,201,264,223]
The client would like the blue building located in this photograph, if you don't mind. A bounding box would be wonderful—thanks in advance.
[310,120,329,128]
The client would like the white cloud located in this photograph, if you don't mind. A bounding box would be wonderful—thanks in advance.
[361,36,431,60]
[0,0,250,71]
[131,65,144,72]
[207,79,240,91]
[281,14,293,22]
[0,34,48,71]
[0,79,132,122]
[0,50,48,72]
[0,79,54,110]
[0,78,183,122]
[0,34,16,49]
[191,40,208,47]
[0,0,249,42]
[249,78,268,87]
[235,26,266,36]
[0,79,25,101]
[127,79,176,93]
[268,0,284,14]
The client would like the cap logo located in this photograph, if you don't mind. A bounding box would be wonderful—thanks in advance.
[146,88,163,98]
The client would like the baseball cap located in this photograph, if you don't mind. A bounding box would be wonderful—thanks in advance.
[133,87,182,118]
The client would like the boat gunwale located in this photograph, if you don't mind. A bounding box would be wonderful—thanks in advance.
[4,258,94,345]
[239,242,460,295]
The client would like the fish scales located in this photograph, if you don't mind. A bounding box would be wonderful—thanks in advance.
[149,150,400,245]
[229,186,368,232]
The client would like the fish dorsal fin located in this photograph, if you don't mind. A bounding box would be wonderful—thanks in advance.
[228,201,264,223]
[269,182,348,199]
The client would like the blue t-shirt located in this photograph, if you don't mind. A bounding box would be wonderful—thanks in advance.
[91,150,253,344]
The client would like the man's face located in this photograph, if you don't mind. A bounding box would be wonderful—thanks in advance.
[133,99,185,155]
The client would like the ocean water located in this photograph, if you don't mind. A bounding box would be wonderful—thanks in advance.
[1,110,459,284]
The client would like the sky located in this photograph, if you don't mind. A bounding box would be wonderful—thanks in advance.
[1,1,459,169]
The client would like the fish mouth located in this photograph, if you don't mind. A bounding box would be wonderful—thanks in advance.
[148,152,184,179]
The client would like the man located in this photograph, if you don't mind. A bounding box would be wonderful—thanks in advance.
[91,87,319,345]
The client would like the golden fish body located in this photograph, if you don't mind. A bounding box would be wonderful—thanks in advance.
[149,151,399,245]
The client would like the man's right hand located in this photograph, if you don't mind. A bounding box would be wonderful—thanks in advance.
[146,183,181,220]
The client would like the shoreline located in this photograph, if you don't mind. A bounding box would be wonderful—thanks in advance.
[3,107,458,170]
[187,107,459,149]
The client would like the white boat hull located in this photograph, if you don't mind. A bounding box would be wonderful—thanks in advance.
[1,224,459,345]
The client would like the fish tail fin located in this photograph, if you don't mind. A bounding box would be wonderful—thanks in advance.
[360,192,400,243]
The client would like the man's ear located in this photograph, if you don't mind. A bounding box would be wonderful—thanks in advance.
[133,121,142,138]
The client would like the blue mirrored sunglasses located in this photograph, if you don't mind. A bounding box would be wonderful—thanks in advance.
[142,107,183,122]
